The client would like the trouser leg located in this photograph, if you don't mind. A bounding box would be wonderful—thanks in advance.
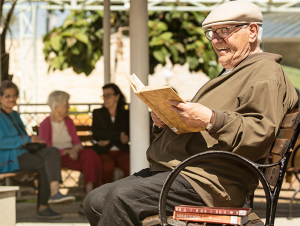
[83,168,204,226]
[35,147,62,182]
[115,151,130,178]
[99,152,116,184]
[18,153,50,206]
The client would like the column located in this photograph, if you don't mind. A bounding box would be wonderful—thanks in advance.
[129,0,150,174]
[103,0,111,84]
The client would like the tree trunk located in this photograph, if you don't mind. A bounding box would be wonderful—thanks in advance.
[1,52,12,81]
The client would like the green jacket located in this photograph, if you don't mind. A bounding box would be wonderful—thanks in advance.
[146,52,298,207]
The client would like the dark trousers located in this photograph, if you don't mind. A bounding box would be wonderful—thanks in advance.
[18,147,62,206]
[83,168,204,226]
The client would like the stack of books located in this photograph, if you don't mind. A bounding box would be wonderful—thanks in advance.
[173,205,252,225]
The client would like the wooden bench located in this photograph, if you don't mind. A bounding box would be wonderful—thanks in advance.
[143,112,300,226]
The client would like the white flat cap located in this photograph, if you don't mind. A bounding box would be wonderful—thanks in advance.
[202,1,263,29]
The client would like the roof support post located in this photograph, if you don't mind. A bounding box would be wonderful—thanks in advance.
[129,0,150,174]
[103,0,110,84]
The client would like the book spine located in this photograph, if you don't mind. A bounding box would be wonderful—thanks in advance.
[174,207,247,216]
[173,212,245,225]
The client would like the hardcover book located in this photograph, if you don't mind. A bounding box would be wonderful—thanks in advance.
[174,205,252,216]
[173,211,248,225]
[125,74,205,134]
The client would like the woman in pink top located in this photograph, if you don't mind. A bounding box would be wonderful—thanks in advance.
[39,91,102,214]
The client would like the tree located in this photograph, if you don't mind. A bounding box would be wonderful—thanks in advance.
[43,10,221,79]
[0,0,18,82]
[148,11,220,78]
[43,10,103,76]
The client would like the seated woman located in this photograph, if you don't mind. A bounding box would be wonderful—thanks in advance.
[92,83,130,184]
[0,81,75,220]
[39,90,102,214]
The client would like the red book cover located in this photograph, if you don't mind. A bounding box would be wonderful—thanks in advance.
[174,206,251,216]
[173,211,248,225]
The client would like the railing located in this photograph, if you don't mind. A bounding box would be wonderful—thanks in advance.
[17,103,104,133]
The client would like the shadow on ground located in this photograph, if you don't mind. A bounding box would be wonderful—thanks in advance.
[16,201,88,223]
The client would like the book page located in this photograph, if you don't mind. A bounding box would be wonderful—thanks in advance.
[125,74,145,92]
[133,74,145,91]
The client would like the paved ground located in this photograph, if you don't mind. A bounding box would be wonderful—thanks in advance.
[15,200,300,226]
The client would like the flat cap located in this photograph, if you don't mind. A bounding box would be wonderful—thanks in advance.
[202,1,263,29]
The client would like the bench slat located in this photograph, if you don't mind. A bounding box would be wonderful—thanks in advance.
[280,112,300,130]
[78,135,93,142]
[0,171,37,180]
[270,139,290,157]
[264,167,280,187]
[75,125,92,131]
[142,215,160,226]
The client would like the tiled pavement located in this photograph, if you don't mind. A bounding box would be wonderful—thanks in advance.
[15,200,300,226]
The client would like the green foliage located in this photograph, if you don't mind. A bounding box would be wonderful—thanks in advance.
[282,65,300,91]
[43,10,220,79]
[148,11,220,78]
[43,11,103,76]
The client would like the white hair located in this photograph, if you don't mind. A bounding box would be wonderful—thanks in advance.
[257,25,263,45]
[47,90,70,110]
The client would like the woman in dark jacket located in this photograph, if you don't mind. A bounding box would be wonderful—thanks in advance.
[92,83,129,184]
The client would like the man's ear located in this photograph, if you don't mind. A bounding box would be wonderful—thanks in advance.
[249,23,259,44]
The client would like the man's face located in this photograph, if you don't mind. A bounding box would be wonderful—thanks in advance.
[211,24,251,69]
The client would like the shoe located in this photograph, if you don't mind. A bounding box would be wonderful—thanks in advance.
[36,207,62,220]
[48,191,76,204]
[78,204,84,215]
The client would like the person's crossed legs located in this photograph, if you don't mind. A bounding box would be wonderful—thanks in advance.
[83,168,204,226]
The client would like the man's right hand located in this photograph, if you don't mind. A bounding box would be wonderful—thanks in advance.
[151,112,166,128]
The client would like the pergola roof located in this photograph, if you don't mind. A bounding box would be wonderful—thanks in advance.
[4,0,300,12]
[263,12,300,38]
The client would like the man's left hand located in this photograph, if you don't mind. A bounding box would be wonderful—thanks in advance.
[169,100,214,128]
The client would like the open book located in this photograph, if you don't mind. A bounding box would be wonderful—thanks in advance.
[125,74,205,134]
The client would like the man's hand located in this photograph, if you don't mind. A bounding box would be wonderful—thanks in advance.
[120,132,129,144]
[31,135,45,144]
[98,140,110,146]
[169,100,214,128]
[151,112,166,128]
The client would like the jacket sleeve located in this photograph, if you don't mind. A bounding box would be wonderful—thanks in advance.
[39,118,64,155]
[39,119,52,147]
[0,118,31,150]
[208,79,297,162]
[65,117,81,146]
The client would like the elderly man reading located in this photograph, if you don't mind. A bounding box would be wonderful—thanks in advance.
[83,1,298,226]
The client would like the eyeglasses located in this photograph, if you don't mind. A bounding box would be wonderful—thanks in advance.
[3,94,17,99]
[100,93,116,99]
[205,24,249,41]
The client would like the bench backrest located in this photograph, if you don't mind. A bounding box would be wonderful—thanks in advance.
[32,125,93,144]
[263,112,300,187]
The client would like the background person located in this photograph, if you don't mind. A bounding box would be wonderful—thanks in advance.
[39,90,102,214]
[92,83,129,184]
[83,2,298,226]
[0,81,75,220]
